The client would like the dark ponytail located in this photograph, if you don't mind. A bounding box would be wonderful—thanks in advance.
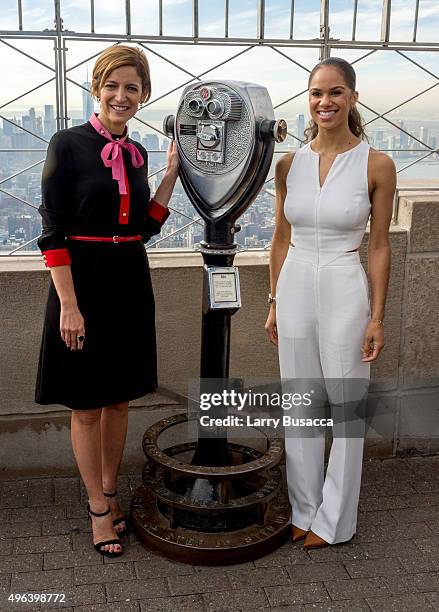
[303,57,369,143]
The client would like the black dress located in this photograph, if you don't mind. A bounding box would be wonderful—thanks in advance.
[35,121,169,410]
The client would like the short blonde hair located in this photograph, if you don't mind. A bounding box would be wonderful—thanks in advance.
[91,45,151,103]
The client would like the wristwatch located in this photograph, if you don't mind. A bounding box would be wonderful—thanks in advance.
[268,293,276,304]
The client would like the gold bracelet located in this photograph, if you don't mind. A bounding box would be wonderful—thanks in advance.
[371,318,384,326]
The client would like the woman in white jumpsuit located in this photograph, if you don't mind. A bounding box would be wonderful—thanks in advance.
[265,58,396,549]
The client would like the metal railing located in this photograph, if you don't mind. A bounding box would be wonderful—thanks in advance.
[0,0,438,256]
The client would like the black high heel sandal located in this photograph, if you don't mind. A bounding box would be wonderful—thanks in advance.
[87,503,123,558]
[103,491,130,536]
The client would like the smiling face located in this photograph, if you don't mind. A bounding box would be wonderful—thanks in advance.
[97,65,145,134]
[308,65,358,133]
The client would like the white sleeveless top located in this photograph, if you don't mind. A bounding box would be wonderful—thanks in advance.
[284,140,371,252]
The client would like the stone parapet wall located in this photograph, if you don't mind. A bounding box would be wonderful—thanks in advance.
[0,195,438,475]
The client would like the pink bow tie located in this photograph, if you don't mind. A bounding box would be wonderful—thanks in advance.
[89,113,144,195]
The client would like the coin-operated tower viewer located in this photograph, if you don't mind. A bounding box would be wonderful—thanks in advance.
[165,81,286,464]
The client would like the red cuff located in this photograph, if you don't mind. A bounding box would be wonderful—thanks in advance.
[42,248,72,268]
[148,198,170,224]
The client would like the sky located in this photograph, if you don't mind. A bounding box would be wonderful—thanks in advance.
[0,0,438,127]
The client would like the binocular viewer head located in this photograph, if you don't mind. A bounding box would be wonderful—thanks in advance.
[164,80,286,238]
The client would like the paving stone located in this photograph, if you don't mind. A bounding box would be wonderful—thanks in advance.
[72,532,95,550]
[265,582,330,607]
[0,574,11,609]
[54,478,81,506]
[44,549,104,570]
[14,535,72,555]
[355,522,430,542]
[285,561,349,583]
[105,578,169,602]
[10,568,73,591]
[390,506,439,523]
[3,522,42,538]
[303,600,370,611]
[306,543,366,563]
[0,539,14,556]
[405,493,439,508]
[66,505,88,520]
[267,606,305,612]
[203,586,269,610]
[403,456,439,473]
[103,543,149,564]
[384,571,439,595]
[194,560,255,572]
[0,553,42,574]
[357,510,395,526]
[360,481,417,497]
[412,480,439,494]
[425,590,439,606]
[74,562,135,585]
[426,519,439,535]
[0,510,11,523]
[227,566,290,589]
[415,535,439,554]
[140,594,204,611]
[168,571,231,596]
[398,551,439,573]
[324,577,390,600]
[253,545,313,567]
[356,540,421,560]
[75,603,139,612]
[135,557,194,580]
[344,557,405,578]
[4,506,66,523]
[42,518,90,536]
[0,480,28,508]
[51,584,106,607]
[29,479,54,506]
[358,496,410,512]
[366,592,436,611]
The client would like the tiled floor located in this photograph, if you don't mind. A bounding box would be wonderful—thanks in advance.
[1,456,438,611]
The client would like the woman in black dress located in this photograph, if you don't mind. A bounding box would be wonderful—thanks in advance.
[35,45,179,557]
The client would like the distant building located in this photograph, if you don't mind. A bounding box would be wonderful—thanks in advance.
[82,82,94,122]
[295,114,305,146]
[3,118,14,137]
[420,126,429,146]
[29,107,36,133]
[397,120,408,150]
[145,133,159,151]
[44,105,56,138]
[36,116,43,136]
[131,130,141,142]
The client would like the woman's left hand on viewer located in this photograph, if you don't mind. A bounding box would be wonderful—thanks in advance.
[166,140,179,177]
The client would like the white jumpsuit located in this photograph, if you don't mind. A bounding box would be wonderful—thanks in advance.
[276,140,371,544]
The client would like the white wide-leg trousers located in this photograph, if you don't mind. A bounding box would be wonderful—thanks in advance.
[277,246,370,544]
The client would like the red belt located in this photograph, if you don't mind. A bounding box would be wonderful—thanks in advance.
[69,235,142,243]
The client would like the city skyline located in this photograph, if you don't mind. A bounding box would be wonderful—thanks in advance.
[1,1,439,117]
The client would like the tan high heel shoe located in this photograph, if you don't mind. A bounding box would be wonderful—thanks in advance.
[291,525,309,543]
[303,530,329,549]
